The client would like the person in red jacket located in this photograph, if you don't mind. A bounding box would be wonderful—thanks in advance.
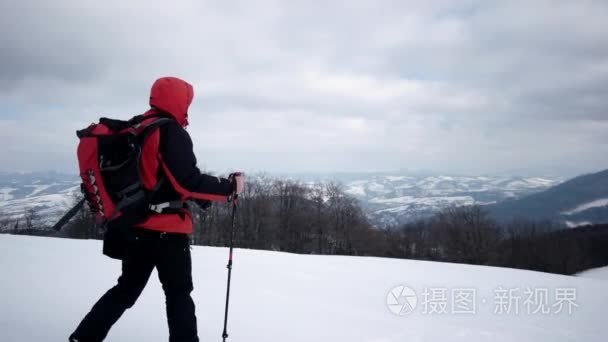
[70,77,244,342]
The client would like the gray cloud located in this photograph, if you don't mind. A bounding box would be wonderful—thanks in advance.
[0,0,607,176]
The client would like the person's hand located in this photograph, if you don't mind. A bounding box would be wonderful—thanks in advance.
[228,172,244,195]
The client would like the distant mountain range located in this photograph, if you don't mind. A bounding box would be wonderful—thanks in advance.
[488,169,608,227]
[1,170,606,229]
[336,174,561,226]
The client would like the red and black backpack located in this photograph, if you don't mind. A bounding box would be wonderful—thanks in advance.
[76,114,172,228]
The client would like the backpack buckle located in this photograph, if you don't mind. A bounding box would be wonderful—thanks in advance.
[149,201,183,214]
[149,202,169,213]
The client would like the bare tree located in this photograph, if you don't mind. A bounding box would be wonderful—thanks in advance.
[24,208,39,230]
[428,206,500,264]
[310,183,326,254]
[62,193,98,239]
[0,209,13,232]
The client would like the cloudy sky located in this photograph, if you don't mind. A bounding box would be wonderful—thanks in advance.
[1,0,607,177]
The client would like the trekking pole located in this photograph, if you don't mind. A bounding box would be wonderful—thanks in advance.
[51,198,85,231]
[222,194,238,342]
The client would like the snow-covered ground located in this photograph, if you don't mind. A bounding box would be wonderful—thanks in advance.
[577,266,608,281]
[1,234,606,341]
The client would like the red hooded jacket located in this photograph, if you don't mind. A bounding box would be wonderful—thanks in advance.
[135,77,233,234]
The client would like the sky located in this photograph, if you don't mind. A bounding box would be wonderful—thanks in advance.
[0,0,607,177]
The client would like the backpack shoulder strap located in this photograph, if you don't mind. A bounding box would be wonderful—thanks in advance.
[135,117,175,139]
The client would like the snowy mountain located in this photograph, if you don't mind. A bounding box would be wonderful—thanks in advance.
[489,169,608,227]
[338,174,560,226]
[1,234,606,341]
[0,172,79,226]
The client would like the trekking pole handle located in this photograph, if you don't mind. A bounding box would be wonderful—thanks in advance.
[228,172,244,202]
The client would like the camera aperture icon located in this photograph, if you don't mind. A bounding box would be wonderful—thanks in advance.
[387,285,417,315]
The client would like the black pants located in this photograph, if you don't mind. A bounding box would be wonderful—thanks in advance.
[70,229,199,342]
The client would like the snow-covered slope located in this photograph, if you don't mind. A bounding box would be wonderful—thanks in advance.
[562,198,608,215]
[578,266,608,281]
[1,235,606,342]
[0,173,79,226]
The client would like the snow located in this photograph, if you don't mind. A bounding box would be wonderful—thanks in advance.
[525,177,558,187]
[504,191,516,198]
[0,194,71,208]
[565,221,593,228]
[385,175,408,181]
[25,183,55,197]
[577,266,608,281]
[60,184,81,193]
[562,198,608,215]
[0,193,72,211]
[505,180,529,189]
[503,178,559,191]
[345,184,366,196]
[367,181,388,193]
[0,193,73,223]
[370,195,416,204]
[2,234,605,342]
[394,184,415,189]
[371,195,475,207]
[0,187,16,201]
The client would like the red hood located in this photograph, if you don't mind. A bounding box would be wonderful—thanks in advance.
[147,77,194,126]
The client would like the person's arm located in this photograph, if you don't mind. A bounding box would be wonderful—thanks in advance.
[158,123,233,202]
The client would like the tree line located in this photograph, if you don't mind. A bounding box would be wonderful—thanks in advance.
[384,206,608,275]
[1,175,607,275]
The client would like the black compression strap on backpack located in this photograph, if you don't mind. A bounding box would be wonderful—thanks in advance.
[113,190,146,214]
[116,182,143,200]
[137,118,174,136]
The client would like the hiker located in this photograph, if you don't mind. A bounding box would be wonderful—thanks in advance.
[69,76,244,342]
